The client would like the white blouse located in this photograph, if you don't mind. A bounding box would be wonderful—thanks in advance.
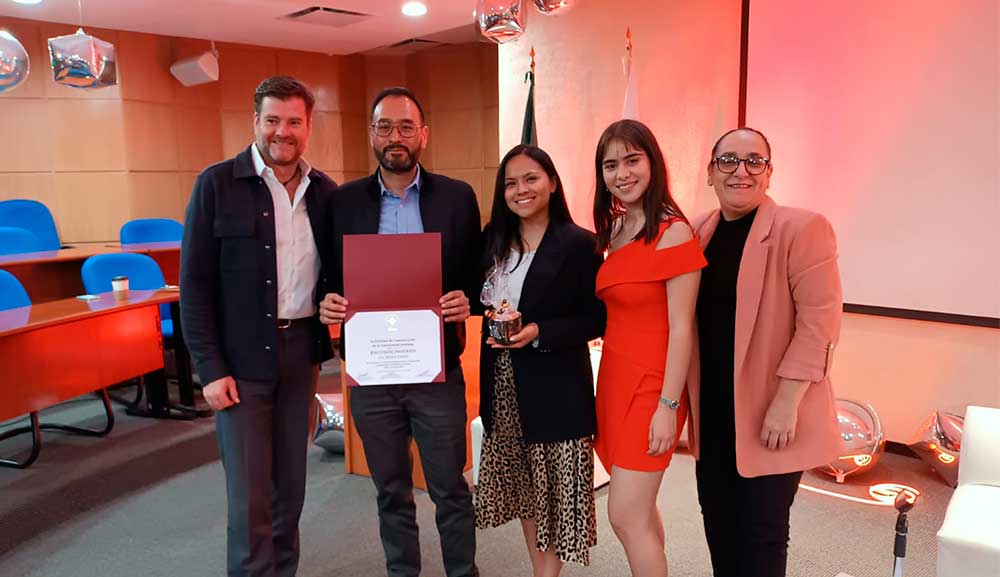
[499,250,536,311]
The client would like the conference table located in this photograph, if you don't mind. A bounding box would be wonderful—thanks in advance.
[0,289,180,468]
[0,241,180,304]
[0,241,203,426]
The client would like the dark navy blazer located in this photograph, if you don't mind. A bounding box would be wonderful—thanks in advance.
[180,146,336,385]
[330,166,482,373]
[477,221,606,444]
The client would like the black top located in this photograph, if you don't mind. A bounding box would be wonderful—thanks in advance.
[180,146,336,385]
[330,166,482,372]
[696,208,757,458]
[477,221,606,444]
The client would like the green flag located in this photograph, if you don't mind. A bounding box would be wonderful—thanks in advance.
[520,69,536,146]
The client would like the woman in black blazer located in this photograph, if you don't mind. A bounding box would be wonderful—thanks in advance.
[474,144,606,574]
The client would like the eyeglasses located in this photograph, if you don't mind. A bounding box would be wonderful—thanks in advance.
[714,154,770,175]
[370,121,422,138]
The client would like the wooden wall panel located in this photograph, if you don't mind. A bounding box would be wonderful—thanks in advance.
[340,112,371,173]
[220,110,254,160]
[0,15,497,242]
[0,173,55,204]
[118,31,175,104]
[277,50,340,112]
[479,168,498,215]
[123,101,180,171]
[219,44,277,111]
[174,106,224,171]
[178,172,199,213]
[426,47,483,113]
[419,111,435,172]
[126,172,185,222]
[404,53,432,113]
[48,99,126,172]
[51,172,129,242]
[480,44,499,109]
[0,99,53,172]
[307,111,344,173]
[338,55,368,114]
[484,105,500,167]
[433,109,484,170]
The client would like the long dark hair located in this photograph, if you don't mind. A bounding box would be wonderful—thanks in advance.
[484,145,573,272]
[592,119,686,252]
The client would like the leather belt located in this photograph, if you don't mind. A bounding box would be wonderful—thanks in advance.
[276,317,309,329]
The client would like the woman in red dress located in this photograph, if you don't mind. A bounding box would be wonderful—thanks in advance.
[593,120,706,577]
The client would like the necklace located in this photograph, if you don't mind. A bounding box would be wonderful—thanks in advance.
[279,165,300,186]
[612,215,644,249]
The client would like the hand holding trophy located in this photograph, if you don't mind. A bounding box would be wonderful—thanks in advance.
[480,260,522,346]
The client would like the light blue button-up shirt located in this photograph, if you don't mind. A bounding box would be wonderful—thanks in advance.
[377,167,424,234]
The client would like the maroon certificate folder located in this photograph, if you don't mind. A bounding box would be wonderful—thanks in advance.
[342,233,445,386]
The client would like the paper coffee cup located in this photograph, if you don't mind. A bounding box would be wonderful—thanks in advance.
[111,275,129,293]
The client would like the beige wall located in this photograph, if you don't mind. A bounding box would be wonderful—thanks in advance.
[498,0,742,227]
[495,0,999,441]
[362,44,499,224]
[0,16,368,243]
[834,314,999,440]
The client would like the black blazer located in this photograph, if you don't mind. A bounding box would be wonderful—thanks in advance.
[180,146,336,385]
[330,166,482,372]
[478,221,606,444]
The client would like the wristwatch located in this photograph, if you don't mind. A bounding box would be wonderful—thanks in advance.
[658,396,680,410]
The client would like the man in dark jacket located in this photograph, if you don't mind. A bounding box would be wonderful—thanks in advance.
[180,76,335,577]
[319,87,481,577]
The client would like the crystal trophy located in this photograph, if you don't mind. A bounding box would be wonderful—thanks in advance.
[480,258,522,346]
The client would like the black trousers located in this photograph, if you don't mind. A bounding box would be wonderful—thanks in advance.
[216,321,319,577]
[350,367,478,577]
[695,443,803,577]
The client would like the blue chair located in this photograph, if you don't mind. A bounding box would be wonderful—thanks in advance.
[80,253,200,420]
[120,218,183,245]
[0,227,41,256]
[0,199,61,251]
[0,270,113,468]
[81,253,173,337]
[0,269,30,311]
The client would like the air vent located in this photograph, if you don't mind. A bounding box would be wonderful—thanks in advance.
[364,38,441,56]
[282,6,374,28]
[388,38,437,50]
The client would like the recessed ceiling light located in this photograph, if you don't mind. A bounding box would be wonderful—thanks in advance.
[401,2,427,17]
[11,0,45,5]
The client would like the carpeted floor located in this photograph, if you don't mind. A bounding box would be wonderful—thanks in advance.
[0,366,950,577]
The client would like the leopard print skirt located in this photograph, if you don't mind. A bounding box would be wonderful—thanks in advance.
[474,350,597,566]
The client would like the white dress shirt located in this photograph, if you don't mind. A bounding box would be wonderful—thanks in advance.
[251,143,320,320]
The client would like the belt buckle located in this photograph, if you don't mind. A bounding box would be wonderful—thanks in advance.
[276,318,292,329]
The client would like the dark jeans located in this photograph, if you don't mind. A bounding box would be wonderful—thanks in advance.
[350,367,478,577]
[695,444,803,577]
[216,321,319,577]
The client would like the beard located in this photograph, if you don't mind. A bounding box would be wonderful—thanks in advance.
[375,144,420,174]
[257,137,300,167]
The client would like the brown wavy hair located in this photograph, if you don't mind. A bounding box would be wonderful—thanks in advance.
[592,120,686,252]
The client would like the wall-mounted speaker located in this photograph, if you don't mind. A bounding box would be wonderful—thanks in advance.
[170,51,219,86]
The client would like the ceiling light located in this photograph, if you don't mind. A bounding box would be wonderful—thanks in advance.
[11,0,45,5]
[401,2,427,17]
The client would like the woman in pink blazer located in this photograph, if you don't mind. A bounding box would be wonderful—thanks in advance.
[690,127,842,577]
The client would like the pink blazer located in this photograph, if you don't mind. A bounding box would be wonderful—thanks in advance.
[688,196,842,478]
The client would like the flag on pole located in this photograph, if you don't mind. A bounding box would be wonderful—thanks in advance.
[622,28,639,120]
[521,47,537,146]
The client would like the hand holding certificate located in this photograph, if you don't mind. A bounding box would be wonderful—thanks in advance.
[341,233,446,386]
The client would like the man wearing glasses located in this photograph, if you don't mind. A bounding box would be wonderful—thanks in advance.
[319,87,481,577]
